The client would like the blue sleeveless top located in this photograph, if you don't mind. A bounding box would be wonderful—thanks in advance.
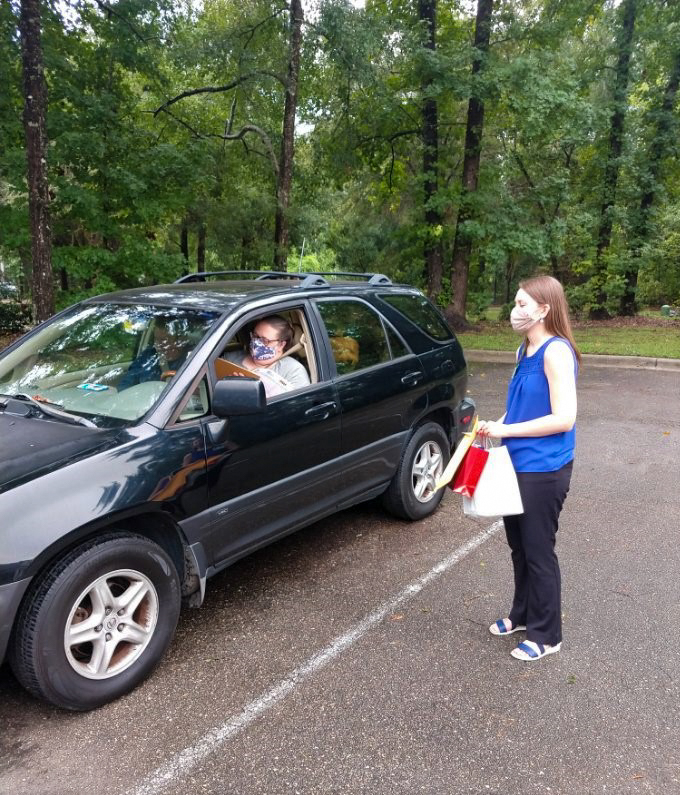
[502,337,577,473]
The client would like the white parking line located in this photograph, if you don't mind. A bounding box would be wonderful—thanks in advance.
[130,520,503,795]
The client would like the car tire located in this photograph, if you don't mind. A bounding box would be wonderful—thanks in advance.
[382,421,450,521]
[9,532,181,711]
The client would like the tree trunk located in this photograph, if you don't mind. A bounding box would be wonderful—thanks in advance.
[19,0,53,323]
[197,223,206,272]
[273,0,303,271]
[445,0,493,330]
[180,219,189,274]
[620,48,680,315]
[591,0,636,318]
[419,0,443,299]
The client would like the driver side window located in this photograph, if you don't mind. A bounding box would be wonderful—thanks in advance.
[213,308,316,401]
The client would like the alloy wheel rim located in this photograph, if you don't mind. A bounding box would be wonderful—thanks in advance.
[64,569,159,680]
[411,440,444,503]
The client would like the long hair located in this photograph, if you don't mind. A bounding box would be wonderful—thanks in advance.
[520,274,581,364]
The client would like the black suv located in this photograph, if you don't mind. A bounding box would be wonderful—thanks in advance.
[0,271,474,710]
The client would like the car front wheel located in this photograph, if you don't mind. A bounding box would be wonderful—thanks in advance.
[9,533,181,711]
[382,421,450,521]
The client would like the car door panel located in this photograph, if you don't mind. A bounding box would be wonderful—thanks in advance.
[199,301,342,565]
[314,298,429,493]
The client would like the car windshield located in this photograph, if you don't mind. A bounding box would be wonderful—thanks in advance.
[0,303,219,427]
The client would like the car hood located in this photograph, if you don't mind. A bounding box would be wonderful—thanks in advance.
[0,413,121,492]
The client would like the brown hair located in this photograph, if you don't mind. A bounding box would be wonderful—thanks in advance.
[520,274,581,364]
[256,315,294,351]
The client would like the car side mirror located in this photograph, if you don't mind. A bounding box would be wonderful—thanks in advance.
[212,376,266,417]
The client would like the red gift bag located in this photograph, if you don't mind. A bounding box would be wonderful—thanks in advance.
[450,444,489,497]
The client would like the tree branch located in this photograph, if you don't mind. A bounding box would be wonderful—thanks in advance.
[156,107,279,177]
[154,71,286,116]
[240,6,289,52]
[224,95,238,151]
[92,0,158,44]
[223,125,279,177]
[355,128,421,148]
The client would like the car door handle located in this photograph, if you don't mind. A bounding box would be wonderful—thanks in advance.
[304,401,337,421]
[401,371,423,386]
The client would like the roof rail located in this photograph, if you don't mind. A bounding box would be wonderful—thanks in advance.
[254,271,304,281]
[367,273,392,285]
[302,271,393,285]
[173,269,392,287]
[174,270,279,284]
[255,272,329,287]
[299,274,329,288]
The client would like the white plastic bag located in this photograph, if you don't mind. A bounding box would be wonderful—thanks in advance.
[462,444,523,518]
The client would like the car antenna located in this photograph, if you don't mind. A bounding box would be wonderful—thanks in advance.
[298,237,306,271]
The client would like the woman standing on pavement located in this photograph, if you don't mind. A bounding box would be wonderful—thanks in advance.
[478,274,580,661]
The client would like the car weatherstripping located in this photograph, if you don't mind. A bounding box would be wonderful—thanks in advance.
[0,271,474,710]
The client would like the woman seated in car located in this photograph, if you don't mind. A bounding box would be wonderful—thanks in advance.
[226,315,310,396]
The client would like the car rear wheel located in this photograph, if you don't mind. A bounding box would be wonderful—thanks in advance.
[9,533,181,711]
[382,422,450,521]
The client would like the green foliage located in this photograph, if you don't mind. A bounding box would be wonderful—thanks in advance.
[2,0,680,323]
[466,290,491,323]
[458,322,680,359]
[497,302,514,323]
[0,301,32,333]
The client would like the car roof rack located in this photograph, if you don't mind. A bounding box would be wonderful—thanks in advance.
[173,270,392,288]
[174,270,279,284]
[321,272,393,285]
[254,272,328,286]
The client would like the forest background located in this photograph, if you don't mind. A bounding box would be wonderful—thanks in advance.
[2,0,680,339]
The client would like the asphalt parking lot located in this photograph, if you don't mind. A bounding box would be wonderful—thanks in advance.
[1,360,679,795]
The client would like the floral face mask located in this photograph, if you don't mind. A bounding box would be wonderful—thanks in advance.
[250,336,279,362]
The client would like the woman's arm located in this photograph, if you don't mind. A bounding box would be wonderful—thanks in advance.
[478,341,577,439]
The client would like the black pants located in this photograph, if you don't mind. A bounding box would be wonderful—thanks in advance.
[504,461,573,646]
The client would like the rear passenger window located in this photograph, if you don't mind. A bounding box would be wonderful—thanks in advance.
[379,293,453,341]
[317,301,391,375]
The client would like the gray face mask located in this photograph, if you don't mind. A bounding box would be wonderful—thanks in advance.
[510,306,542,333]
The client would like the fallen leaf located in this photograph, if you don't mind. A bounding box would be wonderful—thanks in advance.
[390,614,404,621]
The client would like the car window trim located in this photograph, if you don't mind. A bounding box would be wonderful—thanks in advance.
[204,299,330,398]
[168,369,212,427]
[328,352,421,384]
[375,291,454,343]
[146,295,323,429]
[379,314,413,360]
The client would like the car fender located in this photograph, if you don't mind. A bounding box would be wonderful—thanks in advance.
[0,424,209,587]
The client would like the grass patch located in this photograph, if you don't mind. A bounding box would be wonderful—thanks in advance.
[458,319,680,359]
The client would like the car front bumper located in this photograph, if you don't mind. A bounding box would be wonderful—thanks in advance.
[0,577,32,664]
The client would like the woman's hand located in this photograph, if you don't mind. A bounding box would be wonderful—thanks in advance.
[477,420,507,439]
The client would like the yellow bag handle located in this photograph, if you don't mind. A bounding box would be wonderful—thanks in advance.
[434,415,479,492]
